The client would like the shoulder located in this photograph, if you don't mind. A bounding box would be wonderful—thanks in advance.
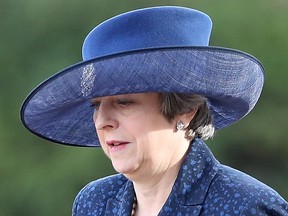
[72,174,128,216]
[204,164,288,215]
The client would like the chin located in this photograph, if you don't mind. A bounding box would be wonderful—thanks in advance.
[112,161,138,175]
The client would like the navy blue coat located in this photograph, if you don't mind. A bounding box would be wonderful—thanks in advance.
[73,139,288,215]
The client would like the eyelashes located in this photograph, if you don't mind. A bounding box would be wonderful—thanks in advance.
[90,99,134,110]
[90,101,100,109]
[117,100,134,106]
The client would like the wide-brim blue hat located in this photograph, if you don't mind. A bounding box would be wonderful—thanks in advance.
[20,6,264,147]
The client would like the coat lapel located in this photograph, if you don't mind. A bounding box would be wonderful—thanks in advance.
[158,139,219,216]
[105,180,135,216]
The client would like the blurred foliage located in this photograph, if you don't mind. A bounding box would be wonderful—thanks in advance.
[1,0,287,215]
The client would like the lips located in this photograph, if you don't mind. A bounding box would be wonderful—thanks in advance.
[106,140,129,147]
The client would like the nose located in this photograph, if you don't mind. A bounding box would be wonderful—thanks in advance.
[93,102,119,130]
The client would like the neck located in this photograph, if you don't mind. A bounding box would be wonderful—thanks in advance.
[128,139,191,215]
[132,156,184,216]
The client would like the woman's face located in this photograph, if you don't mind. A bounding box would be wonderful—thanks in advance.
[92,93,190,178]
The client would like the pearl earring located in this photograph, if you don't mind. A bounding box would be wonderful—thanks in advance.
[176,121,185,130]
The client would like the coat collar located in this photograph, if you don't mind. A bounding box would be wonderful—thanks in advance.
[105,139,219,215]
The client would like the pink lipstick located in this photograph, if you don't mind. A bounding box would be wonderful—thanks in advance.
[106,140,130,152]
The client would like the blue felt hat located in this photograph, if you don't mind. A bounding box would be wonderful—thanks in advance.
[20,6,265,147]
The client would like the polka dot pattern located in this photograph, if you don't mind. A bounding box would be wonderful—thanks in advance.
[73,139,288,215]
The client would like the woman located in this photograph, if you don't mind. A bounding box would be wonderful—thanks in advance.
[21,6,288,215]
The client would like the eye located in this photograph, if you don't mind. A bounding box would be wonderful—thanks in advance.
[116,99,133,106]
[90,100,101,110]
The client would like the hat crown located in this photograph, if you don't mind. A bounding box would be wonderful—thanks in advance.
[82,6,212,60]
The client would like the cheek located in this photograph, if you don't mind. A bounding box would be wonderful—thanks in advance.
[96,130,110,156]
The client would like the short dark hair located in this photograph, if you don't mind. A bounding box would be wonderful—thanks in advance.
[159,93,215,140]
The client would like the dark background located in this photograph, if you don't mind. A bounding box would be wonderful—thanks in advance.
[1,0,287,215]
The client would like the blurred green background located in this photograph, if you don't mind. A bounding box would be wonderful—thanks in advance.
[1,0,287,215]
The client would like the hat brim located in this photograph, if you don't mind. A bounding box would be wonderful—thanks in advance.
[21,46,264,147]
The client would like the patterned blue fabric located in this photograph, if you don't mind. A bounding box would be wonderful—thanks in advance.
[72,139,288,215]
